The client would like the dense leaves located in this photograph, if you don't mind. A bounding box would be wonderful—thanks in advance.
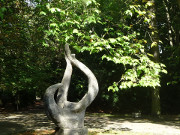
[36,0,167,90]
[0,0,179,114]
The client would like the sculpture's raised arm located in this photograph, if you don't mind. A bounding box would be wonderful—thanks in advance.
[56,54,72,107]
[65,44,99,111]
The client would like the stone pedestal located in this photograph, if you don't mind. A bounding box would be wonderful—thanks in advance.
[55,127,88,135]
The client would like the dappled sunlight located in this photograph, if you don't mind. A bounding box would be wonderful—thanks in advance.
[0,112,54,134]
[85,113,180,134]
[0,111,180,135]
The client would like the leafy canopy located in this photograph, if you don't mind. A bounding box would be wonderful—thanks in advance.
[36,0,167,91]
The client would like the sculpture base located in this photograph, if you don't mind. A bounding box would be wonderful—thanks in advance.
[55,127,88,135]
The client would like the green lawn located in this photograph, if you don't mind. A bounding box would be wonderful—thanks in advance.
[16,130,160,135]
[89,130,158,135]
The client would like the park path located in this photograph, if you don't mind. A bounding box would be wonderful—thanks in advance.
[0,108,180,135]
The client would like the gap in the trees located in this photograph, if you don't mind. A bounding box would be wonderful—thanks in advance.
[67,66,88,102]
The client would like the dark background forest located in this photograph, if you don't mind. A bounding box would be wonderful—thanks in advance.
[0,0,180,116]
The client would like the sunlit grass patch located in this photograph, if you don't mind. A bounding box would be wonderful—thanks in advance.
[16,130,156,135]
[89,131,158,135]
[88,129,156,135]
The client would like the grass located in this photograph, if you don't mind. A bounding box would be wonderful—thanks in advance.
[89,131,158,135]
[15,130,54,135]
[8,112,180,135]
[15,130,160,135]
[88,129,159,135]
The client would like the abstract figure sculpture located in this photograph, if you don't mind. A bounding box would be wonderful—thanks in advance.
[44,44,99,135]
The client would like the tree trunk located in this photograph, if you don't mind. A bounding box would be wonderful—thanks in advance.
[151,43,161,116]
[151,87,161,116]
[162,0,174,47]
[150,0,161,116]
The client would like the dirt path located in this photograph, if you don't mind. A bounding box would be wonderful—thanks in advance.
[0,110,179,135]
[86,113,180,135]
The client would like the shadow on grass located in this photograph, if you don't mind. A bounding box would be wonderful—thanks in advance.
[0,121,25,135]
[85,113,180,131]
[0,110,179,135]
[15,130,55,135]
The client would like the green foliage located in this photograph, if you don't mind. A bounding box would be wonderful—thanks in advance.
[0,7,7,19]
[35,0,101,52]
[0,0,179,114]
[35,0,167,91]
[0,0,60,108]
[81,0,167,90]
[155,0,180,86]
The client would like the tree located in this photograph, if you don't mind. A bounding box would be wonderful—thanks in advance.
[35,0,167,114]
[0,0,61,109]
[2,0,178,115]
[0,0,35,109]
[155,0,180,114]
[149,0,161,116]
[36,0,166,89]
